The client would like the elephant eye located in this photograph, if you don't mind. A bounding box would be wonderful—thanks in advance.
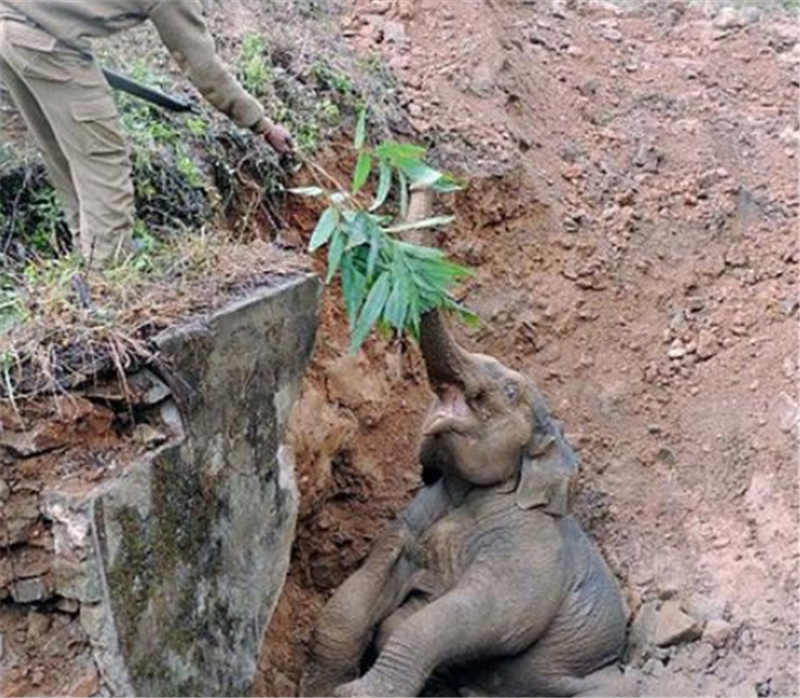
[503,383,520,402]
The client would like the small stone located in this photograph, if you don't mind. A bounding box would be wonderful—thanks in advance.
[133,423,167,448]
[0,478,9,502]
[657,576,681,601]
[696,330,720,360]
[26,611,51,640]
[642,657,666,677]
[628,601,658,664]
[653,599,704,647]
[668,339,687,359]
[703,618,734,648]
[11,577,49,604]
[725,245,748,267]
[0,427,67,458]
[128,369,171,405]
[781,298,799,317]
[56,597,80,614]
[383,20,408,44]
[714,7,743,30]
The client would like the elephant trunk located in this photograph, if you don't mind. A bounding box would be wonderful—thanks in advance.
[419,311,477,392]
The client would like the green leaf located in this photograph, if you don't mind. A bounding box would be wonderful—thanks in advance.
[354,109,368,150]
[384,215,454,233]
[345,212,382,250]
[375,141,426,163]
[341,254,367,325]
[326,229,346,282]
[370,161,392,211]
[350,272,391,352]
[398,171,409,219]
[430,178,464,194]
[309,207,339,251]
[367,228,382,278]
[352,152,373,194]
[288,186,325,197]
[400,161,443,189]
[394,240,446,259]
[383,275,409,330]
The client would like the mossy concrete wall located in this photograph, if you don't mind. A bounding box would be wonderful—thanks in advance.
[41,274,320,696]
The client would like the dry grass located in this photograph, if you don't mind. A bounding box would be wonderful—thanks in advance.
[1,232,311,401]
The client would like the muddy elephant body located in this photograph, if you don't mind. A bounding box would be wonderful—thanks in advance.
[302,313,632,697]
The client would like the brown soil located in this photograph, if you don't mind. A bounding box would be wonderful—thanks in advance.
[256,1,799,697]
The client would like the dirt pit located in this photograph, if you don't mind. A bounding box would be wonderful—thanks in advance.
[256,1,799,697]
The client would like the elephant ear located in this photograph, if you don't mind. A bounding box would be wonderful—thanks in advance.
[515,400,579,515]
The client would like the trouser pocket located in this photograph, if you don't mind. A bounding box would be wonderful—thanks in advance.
[71,96,127,156]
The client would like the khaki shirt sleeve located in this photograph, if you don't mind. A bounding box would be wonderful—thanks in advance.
[148,0,268,130]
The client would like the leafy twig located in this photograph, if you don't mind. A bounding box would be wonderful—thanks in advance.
[292,110,475,352]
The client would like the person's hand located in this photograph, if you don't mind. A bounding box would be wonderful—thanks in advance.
[264,124,294,154]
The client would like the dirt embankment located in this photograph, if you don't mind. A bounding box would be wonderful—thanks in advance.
[257,1,799,697]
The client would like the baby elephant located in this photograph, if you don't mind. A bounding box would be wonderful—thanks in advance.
[302,312,633,698]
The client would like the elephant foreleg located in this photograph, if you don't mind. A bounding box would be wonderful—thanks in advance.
[301,523,418,697]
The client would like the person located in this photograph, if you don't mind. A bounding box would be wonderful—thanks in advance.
[0,0,293,270]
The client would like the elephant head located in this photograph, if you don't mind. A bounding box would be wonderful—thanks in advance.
[418,311,578,515]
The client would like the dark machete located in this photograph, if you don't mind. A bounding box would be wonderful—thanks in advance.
[102,68,195,113]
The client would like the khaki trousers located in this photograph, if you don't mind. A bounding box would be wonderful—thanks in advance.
[0,19,133,269]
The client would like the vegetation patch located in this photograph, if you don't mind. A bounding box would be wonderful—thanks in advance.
[294,113,475,351]
[0,24,399,399]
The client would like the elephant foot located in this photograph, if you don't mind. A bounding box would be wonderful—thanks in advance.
[572,665,637,697]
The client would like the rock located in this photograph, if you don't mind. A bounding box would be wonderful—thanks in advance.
[681,593,727,622]
[0,478,9,502]
[740,6,761,25]
[714,7,743,30]
[56,597,81,614]
[703,618,734,648]
[0,427,67,458]
[657,576,681,601]
[642,657,666,677]
[6,277,321,697]
[628,601,658,664]
[11,576,50,604]
[132,423,167,448]
[128,369,171,406]
[696,330,720,360]
[365,0,391,13]
[725,244,748,267]
[654,600,704,647]
[2,491,42,544]
[668,339,687,359]
[27,611,52,640]
[158,400,184,437]
[383,20,408,44]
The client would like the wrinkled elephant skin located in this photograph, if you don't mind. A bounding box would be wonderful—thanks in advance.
[302,312,633,698]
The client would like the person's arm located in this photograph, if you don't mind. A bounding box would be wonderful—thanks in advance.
[148,0,292,152]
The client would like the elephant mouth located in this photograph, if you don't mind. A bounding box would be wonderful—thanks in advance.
[422,384,476,438]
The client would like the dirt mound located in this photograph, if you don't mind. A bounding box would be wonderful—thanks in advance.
[256,1,799,696]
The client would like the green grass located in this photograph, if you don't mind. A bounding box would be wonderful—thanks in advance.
[238,34,273,98]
